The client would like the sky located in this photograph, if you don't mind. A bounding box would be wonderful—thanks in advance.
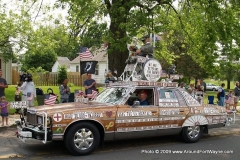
[1,0,68,27]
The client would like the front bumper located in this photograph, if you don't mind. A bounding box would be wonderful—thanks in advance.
[16,123,52,143]
[16,111,52,143]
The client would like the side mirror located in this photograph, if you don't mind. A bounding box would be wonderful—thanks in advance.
[132,100,140,107]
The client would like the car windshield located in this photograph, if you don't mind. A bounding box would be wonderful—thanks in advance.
[95,87,133,104]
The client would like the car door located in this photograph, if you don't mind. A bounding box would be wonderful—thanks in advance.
[157,88,190,136]
[115,87,159,139]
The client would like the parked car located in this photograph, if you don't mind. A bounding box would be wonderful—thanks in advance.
[206,83,221,91]
[13,80,235,156]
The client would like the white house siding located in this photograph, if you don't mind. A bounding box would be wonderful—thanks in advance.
[52,61,71,72]
[1,59,12,84]
[51,61,60,72]
[70,64,80,72]
[92,62,108,84]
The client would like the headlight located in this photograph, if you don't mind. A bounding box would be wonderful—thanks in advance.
[37,116,43,125]
[37,116,52,127]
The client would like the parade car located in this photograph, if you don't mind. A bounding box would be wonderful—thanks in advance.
[13,57,235,156]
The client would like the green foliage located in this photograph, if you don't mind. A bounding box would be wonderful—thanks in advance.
[57,65,68,84]
[68,82,74,87]
[0,2,31,62]
[26,67,48,83]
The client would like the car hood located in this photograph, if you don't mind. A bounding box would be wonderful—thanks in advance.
[27,102,116,115]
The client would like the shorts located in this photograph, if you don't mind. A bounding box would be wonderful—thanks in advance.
[234,96,239,103]
[1,112,8,117]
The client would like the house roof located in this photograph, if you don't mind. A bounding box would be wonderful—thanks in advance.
[70,44,108,63]
[57,57,70,67]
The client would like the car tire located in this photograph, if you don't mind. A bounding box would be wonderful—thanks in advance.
[212,88,216,91]
[181,126,203,143]
[64,122,100,156]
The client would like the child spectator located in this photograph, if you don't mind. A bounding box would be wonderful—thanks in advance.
[225,90,234,110]
[0,96,9,126]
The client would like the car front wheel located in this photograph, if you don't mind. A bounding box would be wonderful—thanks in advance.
[212,88,216,91]
[181,126,203,143]
[64,122,100,156]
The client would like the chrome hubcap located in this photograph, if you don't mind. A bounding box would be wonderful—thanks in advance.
[187,126,200,139]
[74,128,94,150]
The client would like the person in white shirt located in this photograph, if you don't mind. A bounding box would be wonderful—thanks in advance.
[20,74,36,107]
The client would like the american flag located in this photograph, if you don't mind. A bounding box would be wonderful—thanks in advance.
[78,90,84,96]
[27,92,33,101]
[87,90,98,99]
[44,94,57,105]
[114,69,117,75]
[79,47,93,59]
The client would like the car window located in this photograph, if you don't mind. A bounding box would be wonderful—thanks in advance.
[95,87,133,105]
[126,88,155,106]
[178,90,201,106]
[158,89,182,107]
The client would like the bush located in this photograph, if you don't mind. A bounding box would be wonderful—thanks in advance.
[57,66,68,84]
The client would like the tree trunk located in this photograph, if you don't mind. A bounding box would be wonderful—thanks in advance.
[108,7,129,77]
[227,80,230,89]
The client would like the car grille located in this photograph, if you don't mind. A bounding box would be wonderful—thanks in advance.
[26,113,37,125]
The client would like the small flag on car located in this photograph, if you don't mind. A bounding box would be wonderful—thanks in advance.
[87,90,98,99]
[44,94,57,105]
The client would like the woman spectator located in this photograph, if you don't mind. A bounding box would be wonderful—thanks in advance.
[59,79,70,103]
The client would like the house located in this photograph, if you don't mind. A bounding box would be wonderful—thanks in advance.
[52,57,71,72]
[70,44,108,84]
[12,62,22,72]
[0,57,12,84]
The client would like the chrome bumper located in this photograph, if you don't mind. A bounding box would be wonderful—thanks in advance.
[16,111,51,144]
[225,110,236,126]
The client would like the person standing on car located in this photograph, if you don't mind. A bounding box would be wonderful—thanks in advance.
[217,83,225,107]
[233,82,240,111]
[59,79,70,103]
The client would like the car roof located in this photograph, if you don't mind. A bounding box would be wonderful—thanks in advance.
[108,81,179,88]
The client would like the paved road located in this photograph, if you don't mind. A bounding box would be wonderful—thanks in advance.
[0,130,239,160]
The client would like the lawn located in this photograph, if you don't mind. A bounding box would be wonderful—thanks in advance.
[5,85,105,114]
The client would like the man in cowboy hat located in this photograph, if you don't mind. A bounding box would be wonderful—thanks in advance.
[136,35,154,58]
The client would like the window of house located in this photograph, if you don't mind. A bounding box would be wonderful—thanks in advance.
[76,65,79,72]
[95,64,99,75]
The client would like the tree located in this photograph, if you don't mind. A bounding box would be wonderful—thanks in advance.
[57,65,68,85]
[58,0,174,75]
[0,2,31,62]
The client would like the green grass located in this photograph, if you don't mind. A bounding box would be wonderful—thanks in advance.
[5,85,105,114]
